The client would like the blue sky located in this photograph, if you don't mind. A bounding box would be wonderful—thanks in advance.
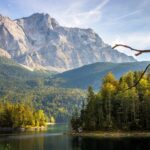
[0,0,150,61]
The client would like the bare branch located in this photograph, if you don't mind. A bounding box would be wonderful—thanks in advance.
[112,44,150,56]
[112,44,150,91]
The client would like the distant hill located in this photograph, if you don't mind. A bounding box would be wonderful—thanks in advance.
[0,56,54,92]
[0,56,148,91]
[49,61,150,90]
[0,57,85,122]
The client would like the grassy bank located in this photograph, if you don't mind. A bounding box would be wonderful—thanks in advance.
[70,131,150,138]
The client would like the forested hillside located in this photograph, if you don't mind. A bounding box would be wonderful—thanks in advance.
[0,57,54,92]
[71,71,150,131]
[0,57,86,122]
[50,61,150,90]
[0,87,85,123]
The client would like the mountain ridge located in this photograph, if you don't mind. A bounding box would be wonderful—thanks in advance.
[49,61,150,90]
[0,13,136,72]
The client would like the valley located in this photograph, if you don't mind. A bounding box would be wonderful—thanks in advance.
[0,56,149,123]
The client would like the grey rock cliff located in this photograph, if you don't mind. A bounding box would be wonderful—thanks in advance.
[0,13,136,72]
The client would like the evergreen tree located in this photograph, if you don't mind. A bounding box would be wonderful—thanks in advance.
[71,71,150,131]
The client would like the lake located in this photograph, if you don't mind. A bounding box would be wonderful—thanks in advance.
[0,124,150,150]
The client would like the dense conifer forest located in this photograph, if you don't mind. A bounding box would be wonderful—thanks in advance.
[71,71,150,131]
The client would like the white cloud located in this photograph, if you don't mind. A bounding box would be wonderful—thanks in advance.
[53,0,110,27]
[8,0,109,27]
[111,9,142,23]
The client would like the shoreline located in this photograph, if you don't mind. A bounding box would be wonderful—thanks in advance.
[46,122,55,125]
[0,123,66,132]
[70,131,150,138]
[0,122,57,132]
[0,126,47,132]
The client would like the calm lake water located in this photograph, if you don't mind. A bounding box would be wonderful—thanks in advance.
[0,124,150,150]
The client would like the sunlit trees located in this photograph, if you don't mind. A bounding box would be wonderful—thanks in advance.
[34,110,47,126]
[71,71,150,131]
[12,104,34,128]
[0,102,47,128]
[101,73,118,129]
[1,102,14,127]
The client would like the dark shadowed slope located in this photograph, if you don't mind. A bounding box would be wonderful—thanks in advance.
[49,61,150,90]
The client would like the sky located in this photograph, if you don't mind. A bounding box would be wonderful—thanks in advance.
[0,0,150,61]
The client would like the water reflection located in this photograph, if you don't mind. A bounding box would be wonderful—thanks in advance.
[71,136,150,150]
[0,124,150,150]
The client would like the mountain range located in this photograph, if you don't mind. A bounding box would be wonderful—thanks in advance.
[0,12,149,123]
[0,13,136,72]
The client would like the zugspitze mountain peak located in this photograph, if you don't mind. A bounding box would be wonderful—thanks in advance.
[0,13,136,72]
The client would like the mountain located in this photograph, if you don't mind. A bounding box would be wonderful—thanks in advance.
[0,13,135,72]
[49,61,150,90]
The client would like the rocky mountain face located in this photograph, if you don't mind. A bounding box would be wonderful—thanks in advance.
[0,13,136,72]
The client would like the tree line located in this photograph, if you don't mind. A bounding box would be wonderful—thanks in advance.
[0,102,47,128]
[71,71,150,131]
